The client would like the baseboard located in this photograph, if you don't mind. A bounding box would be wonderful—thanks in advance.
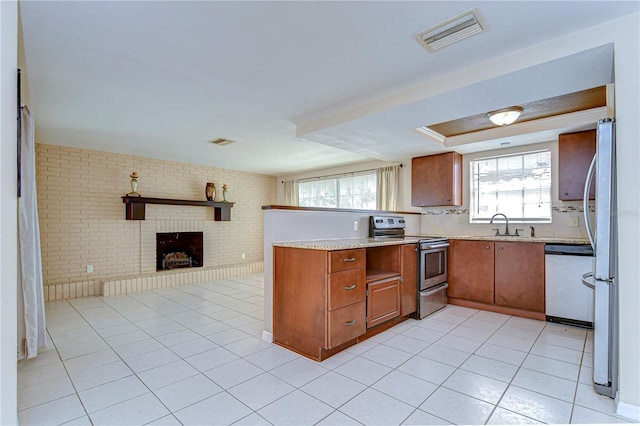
[616,399,640,422]
[262,330,273,343]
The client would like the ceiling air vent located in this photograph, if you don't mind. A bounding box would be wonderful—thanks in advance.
[208,138,235,146]
[415,8,486,53]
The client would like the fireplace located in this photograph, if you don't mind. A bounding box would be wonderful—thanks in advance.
[156,232,203,271]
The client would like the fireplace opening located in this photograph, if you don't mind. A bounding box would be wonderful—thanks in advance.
[156,232,203,271]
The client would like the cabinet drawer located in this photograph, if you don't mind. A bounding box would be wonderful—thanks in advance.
[328,269,366,310]
[329,249,365,273]
[327,301,366,348]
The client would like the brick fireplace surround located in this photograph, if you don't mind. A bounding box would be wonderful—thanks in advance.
[36,144,276,301]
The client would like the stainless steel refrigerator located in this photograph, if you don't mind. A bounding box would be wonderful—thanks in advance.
[582,118,618,398]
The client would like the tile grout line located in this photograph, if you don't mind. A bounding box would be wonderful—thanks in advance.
[23,276,613,426]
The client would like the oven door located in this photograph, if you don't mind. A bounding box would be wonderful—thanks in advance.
[420,242,449,290]
[419,282,448,319]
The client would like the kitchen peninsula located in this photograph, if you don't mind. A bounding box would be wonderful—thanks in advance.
[264,205,590,362]
[273,237,419,361]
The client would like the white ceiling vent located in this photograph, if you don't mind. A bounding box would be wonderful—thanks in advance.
[208,138,235,146]
[415,8,487,53]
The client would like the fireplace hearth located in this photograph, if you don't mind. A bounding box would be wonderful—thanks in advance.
[156,232,203,271]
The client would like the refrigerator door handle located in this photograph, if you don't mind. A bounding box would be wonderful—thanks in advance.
[583,154,596,250]
[581,272,595,289]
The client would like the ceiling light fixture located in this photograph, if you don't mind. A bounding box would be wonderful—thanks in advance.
[208,138,235,146]
[487,106,524,126]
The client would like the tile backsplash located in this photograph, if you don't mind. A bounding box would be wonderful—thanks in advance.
[420,205,590,240]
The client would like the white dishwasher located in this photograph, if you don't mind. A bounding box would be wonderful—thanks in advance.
[545,243,594,328]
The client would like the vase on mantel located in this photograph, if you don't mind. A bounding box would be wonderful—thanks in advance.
[222,184,228,202]
[128,172,140,196]
[205,182,216,201]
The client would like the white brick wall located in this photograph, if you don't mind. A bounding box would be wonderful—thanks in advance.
[37,143,276,298]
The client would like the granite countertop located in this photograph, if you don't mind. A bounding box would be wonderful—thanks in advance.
[272,235,589,250]
[434,235,590,244]
[272,237,422,250]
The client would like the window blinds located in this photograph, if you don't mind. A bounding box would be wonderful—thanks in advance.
[470,150,552,223]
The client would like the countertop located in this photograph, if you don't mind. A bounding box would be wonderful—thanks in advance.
[433,235,590,244]
[272,237,423,250]
[272,235,590,250]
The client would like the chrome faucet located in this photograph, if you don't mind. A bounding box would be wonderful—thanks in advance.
[490,213,510,236]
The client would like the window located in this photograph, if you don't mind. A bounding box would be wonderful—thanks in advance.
[470,150,551,223]
[298,171,377,209]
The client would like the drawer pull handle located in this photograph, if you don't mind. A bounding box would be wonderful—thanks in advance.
[344,284,356,290]
[343,257,356,262]
[344,320,356,326]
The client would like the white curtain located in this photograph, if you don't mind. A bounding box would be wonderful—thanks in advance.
[283,179,299,206]
[17,105,46,360]
[376,165,400,211]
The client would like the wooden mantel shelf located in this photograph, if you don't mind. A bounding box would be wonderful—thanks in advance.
[121,196,234,221]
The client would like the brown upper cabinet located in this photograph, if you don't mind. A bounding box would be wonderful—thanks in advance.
[412,152,462,207]
[558,129,596,201]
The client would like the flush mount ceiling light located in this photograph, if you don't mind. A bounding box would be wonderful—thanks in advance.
[415,8,487,53]
[487,106,524,126]
[208,138,235,146]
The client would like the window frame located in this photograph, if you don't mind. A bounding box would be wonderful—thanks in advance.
[469,149,552,224]
[297,170,377,210]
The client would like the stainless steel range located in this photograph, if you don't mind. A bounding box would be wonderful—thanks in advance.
[369,215,449,318]
[416,238,449,319]
[369,215,407,239]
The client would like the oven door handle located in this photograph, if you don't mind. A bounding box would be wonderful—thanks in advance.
[420,282,448,296]
[421,243,450,250]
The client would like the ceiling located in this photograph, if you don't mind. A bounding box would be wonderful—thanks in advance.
[19,1,639,176]
[426,86,608,138]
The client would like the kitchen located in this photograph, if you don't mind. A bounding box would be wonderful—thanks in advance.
[3,2,640,425]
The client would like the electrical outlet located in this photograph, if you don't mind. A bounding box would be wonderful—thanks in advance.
[570,217,580,227]
[458,215,466,224]
[86,265,93,273]
[353,221,358,232]
[241,253,246,260]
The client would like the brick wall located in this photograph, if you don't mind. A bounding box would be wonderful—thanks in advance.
[36,144,276,287]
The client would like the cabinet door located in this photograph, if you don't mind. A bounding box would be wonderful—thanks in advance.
[448,240,494,304]
[495,242,545,312]
[411,152,462,207]
[367,278,401,328]
[400,244,417,316]
[559,129,596,200]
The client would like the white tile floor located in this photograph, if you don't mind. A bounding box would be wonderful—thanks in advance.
[18,273,632,425]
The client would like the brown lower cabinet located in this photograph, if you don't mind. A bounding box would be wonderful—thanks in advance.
[447,239,545,320]
[448,240,494,304]
[273,243,416,361]
[367,277,401,328]
[494,241,545,312]
[400,244,417,316]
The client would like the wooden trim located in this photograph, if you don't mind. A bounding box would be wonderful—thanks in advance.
[122,196,234,208]
[447,297,546,321]
[274,314,410,362]
[261,205,420,215]
[121,196,234,221]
